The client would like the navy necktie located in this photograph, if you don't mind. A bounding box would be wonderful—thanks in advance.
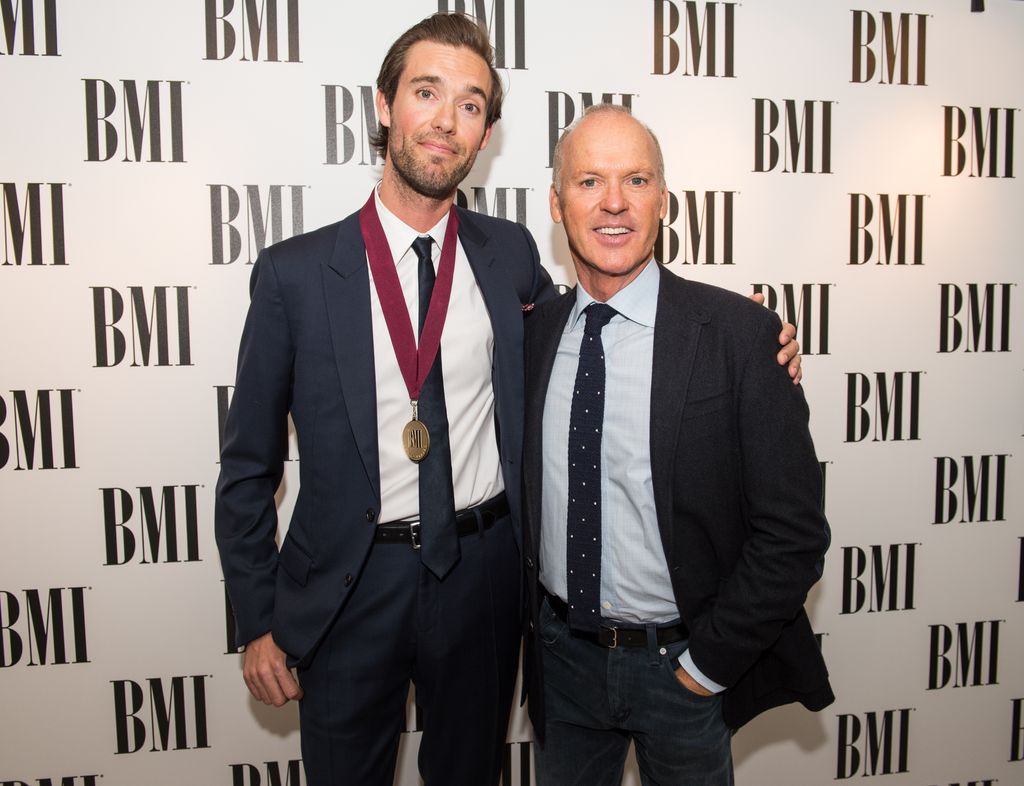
[412,236,459,578]
[566,302,616,632]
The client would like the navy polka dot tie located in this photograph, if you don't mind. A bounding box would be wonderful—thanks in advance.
[566,302,616,632]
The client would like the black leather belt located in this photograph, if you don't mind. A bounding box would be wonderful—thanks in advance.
[544,590,688,649]
[374,493,508,548]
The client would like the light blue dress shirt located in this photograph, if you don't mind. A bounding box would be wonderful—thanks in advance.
[539,259,724,693]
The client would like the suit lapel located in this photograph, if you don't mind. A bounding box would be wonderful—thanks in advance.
[650,266,709,554]
[457,209,524,458]
[523,291,574,550]
[323,213,381,503]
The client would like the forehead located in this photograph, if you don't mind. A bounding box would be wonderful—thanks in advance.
[400,40,491,95]
[562,114,658,173]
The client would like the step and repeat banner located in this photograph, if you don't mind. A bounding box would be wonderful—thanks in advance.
[2,1,1022,784]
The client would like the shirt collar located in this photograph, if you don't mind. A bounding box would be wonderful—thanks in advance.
[373,184,450,264]
[570,258,660,331]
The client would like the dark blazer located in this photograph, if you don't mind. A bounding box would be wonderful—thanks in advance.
[523,264,834,732]
[215,205,552,665]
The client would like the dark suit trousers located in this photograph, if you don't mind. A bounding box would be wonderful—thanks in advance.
[296,510,521,786]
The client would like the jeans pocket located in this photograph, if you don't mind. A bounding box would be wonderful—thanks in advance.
[662,652,718,704]
[538,598,567,647]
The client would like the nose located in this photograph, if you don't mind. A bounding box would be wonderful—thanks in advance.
[432,100,456,134]
[601,180,626,214]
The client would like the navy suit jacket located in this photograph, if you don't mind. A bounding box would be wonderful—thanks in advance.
[215,205,552,666]
[522,264,834,732]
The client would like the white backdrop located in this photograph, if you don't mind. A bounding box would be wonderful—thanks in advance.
[2,1,1022,785]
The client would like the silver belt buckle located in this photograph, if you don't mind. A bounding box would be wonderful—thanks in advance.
[409,521,421,550]
[605,626,619,649]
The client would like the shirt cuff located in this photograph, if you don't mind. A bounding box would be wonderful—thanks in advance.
[677,649,726,694]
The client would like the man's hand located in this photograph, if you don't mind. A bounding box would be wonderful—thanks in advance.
[674,664,714,697]
[243,632,304,706]
[750,292,802,385]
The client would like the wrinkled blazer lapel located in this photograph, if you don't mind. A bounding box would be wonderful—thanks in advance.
[523,290,575,554]
[322,213,381,503]
[649,266,709,557]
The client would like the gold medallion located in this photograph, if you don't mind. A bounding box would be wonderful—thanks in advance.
[403,419,430,462]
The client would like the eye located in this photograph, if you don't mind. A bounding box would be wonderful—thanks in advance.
[417,88,434,100]
[629,176,648,186]
[462,102,481,114]
[581,178,597,188]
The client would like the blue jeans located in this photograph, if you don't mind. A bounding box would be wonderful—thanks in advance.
[535,598,734,786]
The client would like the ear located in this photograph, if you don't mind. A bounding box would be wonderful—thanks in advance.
[549,184,563,224]
[375,89,391,129]
[477,124,493,152]
[658,184,669,221]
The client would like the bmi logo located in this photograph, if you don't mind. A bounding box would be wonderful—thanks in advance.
[656,191,735,266]
[851,11,927,85]
[0,389,78,471]
[204,0,300,62]
[845,371,922,442]
[324,85,380,166]
[112,675,210,753]
[840,543,917,614]
[835,708,912,778]
[1018,537,1023,603]
[0,778,100,786]
[0,0,59,55]
[934,455,1007,524]
[92,286,193,367]
[456,186,528,224]
[939,283,1011,352]
[753,99,834,174]
[438,0,525,70]
[547,92,636,167]
[84,79,186,163]
[653,1,736,77]
[849,194,925,266]
[1012,698,1024,761]
[928,620,1002,689]
[750,284,831,355]
[102,485,202,565]
[230,761,304,786]
[943,107,1017,178]
[209,184,306,265]
[0,587,89,667]
[2,183,67,266]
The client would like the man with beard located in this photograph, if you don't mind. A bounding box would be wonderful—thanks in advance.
[215,13,801,786]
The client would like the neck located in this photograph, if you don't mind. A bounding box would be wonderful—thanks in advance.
[378,164,455,233]
[575,259,651,303]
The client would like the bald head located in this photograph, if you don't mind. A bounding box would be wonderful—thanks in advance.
[552,104,665,194]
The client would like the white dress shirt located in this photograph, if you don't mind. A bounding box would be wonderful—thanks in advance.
[369,188,503,522]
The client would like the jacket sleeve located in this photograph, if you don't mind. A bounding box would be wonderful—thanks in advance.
[214,249,295,647]
[687,308,830,688]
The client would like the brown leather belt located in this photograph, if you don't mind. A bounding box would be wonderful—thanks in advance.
[544,590,688,649]
[374,493,508,549]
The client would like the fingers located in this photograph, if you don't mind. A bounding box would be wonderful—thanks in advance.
[674,665,714,697]
[777,327,803,385]
[242,633,304,706]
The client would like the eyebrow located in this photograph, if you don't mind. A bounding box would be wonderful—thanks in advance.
[409,74,488,102]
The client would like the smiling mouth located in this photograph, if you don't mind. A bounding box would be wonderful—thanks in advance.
[595,227,631,235]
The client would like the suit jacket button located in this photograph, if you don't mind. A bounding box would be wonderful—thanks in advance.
[344,574,353,587]
[525,557,535,569]
[365,509,376,522]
